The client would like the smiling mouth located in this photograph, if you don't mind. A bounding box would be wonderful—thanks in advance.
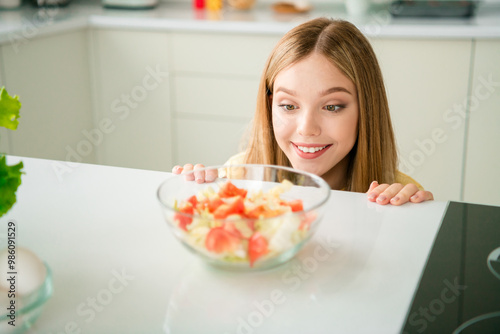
[295,144,331,153]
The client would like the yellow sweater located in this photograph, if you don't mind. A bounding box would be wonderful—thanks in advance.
[223,152,424,191]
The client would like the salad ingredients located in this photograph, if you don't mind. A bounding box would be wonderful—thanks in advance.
[0,87,23,218]
[172,180,313,267]
[205,227,240,254]
[248,233,269,267]
[0,87,21,130]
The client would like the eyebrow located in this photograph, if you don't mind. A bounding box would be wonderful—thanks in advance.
[321,87,352,96]
[274,86,352,96]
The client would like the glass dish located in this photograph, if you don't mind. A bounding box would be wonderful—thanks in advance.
[157,164,331,271]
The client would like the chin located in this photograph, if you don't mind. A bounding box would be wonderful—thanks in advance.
[289,161,327,178]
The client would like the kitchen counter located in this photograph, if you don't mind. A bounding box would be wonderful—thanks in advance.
[1,0,500,45]
[0,155,471,333]
[1,155,499,333]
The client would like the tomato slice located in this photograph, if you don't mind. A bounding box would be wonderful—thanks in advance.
[218,181,248,198]
[245,205,267,219]
[287,199,304,212]
[175,204,194,231]
[207,197,223,213]
[205,227,240,254]
[187,195,198,208]
[248,232,269,267]
[213,196,244,219]
[246,204,285,219]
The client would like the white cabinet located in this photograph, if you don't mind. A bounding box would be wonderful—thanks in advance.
[370,39,472,201]
[171,75,256,165]
[0,30,94,164]
[170,32,280,76]
[90,29,172,171]
[170,32,281,166]
[175,117,251,166]
[463,40,500,206]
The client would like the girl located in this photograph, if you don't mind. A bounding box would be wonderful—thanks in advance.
[173,17,433,206]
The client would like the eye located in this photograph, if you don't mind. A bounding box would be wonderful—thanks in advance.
[325,105,343,112]
[278,104,297,111]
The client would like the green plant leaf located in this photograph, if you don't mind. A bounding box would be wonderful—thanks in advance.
[0,156,23,217]
[0,87,21,130]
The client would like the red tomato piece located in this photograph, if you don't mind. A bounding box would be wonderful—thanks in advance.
[205,227,240,254]
[287,199,304,212]
[245,205,267,219]
[213,196,244,219]
[187,195,198,208]
[246,205,286,219]
[196,198,208,211]
[218,181,248,198]
[207,197,224,213]
[196,197,223,213]
[175,204,194,231]
[175,214,191,231]
[248,232,269,267]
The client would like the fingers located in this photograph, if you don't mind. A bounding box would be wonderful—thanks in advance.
[389,183,419,206]
[367,181,434,206]
[205,168,218,182]
[181,163,195,181]
[171,163,217,183]
[193,164,208,183]
[367,182,393,205]
[193,164,218,183]
[410,190,434,203]
[172,165,183,174]
[367,180,379,193]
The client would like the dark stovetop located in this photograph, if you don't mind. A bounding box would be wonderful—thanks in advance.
[402,201,500,334]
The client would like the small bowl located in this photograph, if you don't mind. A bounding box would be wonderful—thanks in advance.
[157,164,330,270]
[0,263,53,334]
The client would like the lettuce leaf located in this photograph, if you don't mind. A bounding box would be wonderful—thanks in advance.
[0,87,21,130]
[0,156,23,217]
[0,86,23,217]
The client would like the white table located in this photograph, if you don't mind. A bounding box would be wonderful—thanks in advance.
[0,156,448,333]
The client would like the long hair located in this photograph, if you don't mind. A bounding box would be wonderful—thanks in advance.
[244,18,397,192]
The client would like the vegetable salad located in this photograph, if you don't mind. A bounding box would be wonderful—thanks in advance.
[173,180,315,267]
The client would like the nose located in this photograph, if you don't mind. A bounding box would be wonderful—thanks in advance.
[297,109,321,137]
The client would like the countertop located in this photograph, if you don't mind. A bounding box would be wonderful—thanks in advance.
[0,155,449,333]
[1,0,500,45]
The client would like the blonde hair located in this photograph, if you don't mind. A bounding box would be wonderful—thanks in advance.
[244,18,397,192]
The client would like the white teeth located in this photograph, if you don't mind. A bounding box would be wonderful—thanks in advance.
[297,145,327,153]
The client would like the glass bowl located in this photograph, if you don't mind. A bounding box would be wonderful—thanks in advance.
[157,164,330,271]
[0,263,53,334]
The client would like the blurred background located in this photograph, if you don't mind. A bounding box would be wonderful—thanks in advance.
[0,0,499,206]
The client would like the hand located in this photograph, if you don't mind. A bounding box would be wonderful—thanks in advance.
[366,181,434,206]
[171,163,218,183]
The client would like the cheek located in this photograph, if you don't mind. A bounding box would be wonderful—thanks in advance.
[329,113,358,145]
[272,109,287,133]
[272,110,290,143]
[344,117,358,141]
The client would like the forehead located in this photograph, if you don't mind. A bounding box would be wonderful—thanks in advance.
[273,53,356,95]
